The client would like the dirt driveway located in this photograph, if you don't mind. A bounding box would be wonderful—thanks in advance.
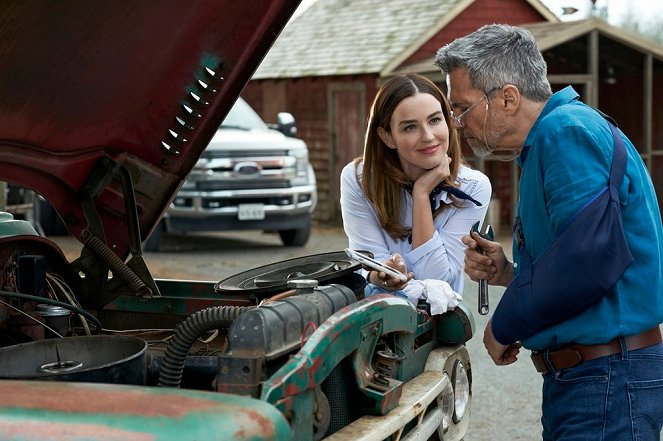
[52,225,350,281]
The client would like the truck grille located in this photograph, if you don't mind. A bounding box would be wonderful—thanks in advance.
[202,150,288,159]
[173,196,298,208]
[196,180,290,190]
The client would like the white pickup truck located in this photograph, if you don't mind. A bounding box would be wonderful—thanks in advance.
[145,97,317,251]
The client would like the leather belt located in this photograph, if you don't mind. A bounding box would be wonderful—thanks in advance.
[531,327,662,374]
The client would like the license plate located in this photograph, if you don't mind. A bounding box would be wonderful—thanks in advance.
[238,203,265,220]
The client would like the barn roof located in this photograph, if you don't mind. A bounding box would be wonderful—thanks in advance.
[401,17,663,75]
[253,0,558,79]
[526,18,663,59]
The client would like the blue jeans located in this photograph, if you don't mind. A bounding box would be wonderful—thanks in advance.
[541,340,663,441]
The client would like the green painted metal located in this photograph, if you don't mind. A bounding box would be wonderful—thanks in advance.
[0,211,38,237]
[0,380,290,441]
[393,303,475,382]
[349,319,404,416]
[394,321,433,382]
[260,294,418,436]
[103,279,253,316]
[437,302,475,344]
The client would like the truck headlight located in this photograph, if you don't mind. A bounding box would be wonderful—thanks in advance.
[439,375,455,432]
[290,148,311,185]
[452,360,470,423]
[295,155,308,178]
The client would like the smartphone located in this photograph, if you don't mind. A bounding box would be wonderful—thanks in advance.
[344,248,408,282]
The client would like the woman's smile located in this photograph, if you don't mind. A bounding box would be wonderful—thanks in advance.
[418,144,440,155]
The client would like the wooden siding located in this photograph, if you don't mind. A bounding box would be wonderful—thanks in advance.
[244,75,378,222]
[402,0,547,67]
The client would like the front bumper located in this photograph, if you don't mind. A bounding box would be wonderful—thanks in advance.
[167,184,317,232]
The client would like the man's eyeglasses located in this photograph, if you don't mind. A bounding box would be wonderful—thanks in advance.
[451,87,500,128]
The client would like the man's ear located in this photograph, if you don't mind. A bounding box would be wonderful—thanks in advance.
[501,85,520,116]
[377,127,395,149]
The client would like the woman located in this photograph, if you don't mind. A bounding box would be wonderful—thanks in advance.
[340,73,491,313]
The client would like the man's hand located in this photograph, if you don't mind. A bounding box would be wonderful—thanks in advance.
[462,232,513,287]
[483,318,521,365]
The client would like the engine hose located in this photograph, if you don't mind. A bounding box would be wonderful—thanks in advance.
[157,305,251,387]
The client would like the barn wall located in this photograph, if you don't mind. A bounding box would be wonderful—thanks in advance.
[244,75,379,223]
[402,0,547,67]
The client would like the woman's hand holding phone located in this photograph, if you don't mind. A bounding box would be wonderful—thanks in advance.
[345,249,412,290]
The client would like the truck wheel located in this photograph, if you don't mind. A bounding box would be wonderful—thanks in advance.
[142,221,163,252]
[278,223,311,247]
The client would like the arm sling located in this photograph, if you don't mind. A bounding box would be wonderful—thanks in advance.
[492,117,634,345]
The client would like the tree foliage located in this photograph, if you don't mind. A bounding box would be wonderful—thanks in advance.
[616,9,663,45]
[585,2,663,45]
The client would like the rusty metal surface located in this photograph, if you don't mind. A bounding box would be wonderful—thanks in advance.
[324,370,449,441]
[261,295,417,406]
[258,295,418,437]
[0,380,290,440]
[0,0,301,260]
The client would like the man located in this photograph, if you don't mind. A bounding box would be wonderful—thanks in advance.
[435,24,663,440]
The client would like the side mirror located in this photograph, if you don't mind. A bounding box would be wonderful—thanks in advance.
[276,112,297,137]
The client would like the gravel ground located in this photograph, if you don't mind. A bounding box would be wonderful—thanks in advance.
[51,226,544,440]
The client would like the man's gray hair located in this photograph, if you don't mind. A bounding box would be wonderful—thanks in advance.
[435,24,552,102]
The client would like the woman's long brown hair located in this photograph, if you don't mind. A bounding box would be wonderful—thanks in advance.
[355,73,462,240]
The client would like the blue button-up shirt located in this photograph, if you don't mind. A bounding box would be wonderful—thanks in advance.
[507,86,663,350]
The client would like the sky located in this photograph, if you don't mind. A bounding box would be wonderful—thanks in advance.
[542,0,663,27]
[293,0,663,29]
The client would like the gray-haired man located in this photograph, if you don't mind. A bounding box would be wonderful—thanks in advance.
[436,23,663,440]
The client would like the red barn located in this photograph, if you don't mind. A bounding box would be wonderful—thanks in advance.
[244,0,663,230]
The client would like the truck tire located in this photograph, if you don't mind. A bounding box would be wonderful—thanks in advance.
[278,223,311,247]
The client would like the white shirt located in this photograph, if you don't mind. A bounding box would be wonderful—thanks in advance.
[340,161,492,296]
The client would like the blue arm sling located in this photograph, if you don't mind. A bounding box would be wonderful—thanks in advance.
[492,118,634,345]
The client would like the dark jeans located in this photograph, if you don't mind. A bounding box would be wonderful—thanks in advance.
[541,341,663,441]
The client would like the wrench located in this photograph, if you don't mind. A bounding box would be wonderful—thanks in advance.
[471,221,494,315]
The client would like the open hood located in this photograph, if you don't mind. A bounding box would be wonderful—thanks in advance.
[0,1,300,260]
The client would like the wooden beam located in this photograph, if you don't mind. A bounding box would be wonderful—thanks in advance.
[588,30,599,107]
[547,74,593,84]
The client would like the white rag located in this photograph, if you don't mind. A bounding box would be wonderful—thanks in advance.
[405,279,462,315]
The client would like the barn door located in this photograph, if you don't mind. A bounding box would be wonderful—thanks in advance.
[329,83,365,223]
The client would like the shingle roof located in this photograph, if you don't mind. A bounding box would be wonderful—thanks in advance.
[401,17,663,74]
[524,18,663,58]
[254,0,558,79]
[254,0,471,79]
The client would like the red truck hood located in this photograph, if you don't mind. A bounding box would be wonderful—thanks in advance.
[0,1,299,258]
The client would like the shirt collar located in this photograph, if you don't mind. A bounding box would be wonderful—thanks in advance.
[405,181,482,209]
[518,86,580,166]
